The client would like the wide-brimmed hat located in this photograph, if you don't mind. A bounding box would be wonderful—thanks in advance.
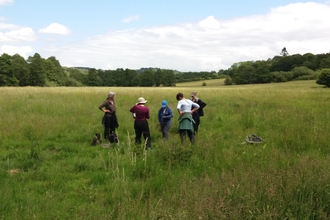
[161,100,168,107]
[108,92,115,98]
[137,97,147,104]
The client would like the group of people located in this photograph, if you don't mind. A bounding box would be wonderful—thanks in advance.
[98,91,206,149]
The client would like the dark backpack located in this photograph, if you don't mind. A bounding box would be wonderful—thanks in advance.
[91,133,102,146]
[108,132,118,143]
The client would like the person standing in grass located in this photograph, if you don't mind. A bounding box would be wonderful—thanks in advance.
[176,92,200,144]
[99,92,119,143]
[190,91,207,135]
[130,97,151,149]
[158,100,173,139]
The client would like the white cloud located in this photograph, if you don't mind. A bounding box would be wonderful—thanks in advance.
[123,15,140,23]
[0,27,36,42]
[0,22,19,30]
[198,16,221,29]
[0,0,13,6]
[39,23,71,35]
[16,2,330,71]
[0,45,33,58]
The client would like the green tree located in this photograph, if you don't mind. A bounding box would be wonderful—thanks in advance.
[0,53,13,86]
[302,53,317,70]
[11,54,30,86]
[139,70,155,87]
[162,69,175,86]
[280,47,289,56]
[316,69,330,87]
[27,53,47,86]
[66,68,87,85]
[319,57,330,69]
[291,66,314,80]
[253,60,272,83]
[232,62,257,84]
[224,77,233,85]
[86,68,103,86]
[124,68,138,86]
[44,59,58,86]
[154,69,162,87]
[46,56,66,86]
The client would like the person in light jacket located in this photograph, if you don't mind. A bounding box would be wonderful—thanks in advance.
[176,93,199,144]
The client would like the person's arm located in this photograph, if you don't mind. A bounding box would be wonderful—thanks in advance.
[177,101,182,114]
[191,102,200,114]
[168,108,173,118]
[158,108,162,123]
[198,99,206,108]
[99,101,109,113]
[146,108,150,119]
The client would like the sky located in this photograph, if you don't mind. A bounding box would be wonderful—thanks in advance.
[1,0,330,72]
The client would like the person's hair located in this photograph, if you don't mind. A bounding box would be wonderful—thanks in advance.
[176,92,184,100]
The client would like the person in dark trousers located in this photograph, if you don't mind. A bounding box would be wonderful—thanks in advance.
[130,97,151,149]
[99,92,119,143]
[176,92,199,144]
[190,92,207,135]
[158,100,173,139]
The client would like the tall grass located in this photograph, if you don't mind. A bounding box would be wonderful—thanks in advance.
[1,80,330,219]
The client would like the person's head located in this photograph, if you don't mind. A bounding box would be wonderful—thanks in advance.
[161,100,168,108]
[176,92,184,101]
[137,97,147,105]
[108,92,115,100]
[191,91,197,100]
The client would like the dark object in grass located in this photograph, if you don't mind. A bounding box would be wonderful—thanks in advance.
[245,134,263,144]
[108,132,118,143]
[91,133,102,146]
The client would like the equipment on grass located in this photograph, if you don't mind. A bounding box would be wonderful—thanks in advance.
[245,134,263,144]
[91,133,102,146]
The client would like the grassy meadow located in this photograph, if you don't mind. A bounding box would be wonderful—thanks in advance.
[1,79,330,219]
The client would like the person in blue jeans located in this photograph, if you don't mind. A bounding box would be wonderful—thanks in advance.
[158,100,173,139]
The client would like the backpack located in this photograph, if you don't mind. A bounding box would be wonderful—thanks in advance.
[108,132,118,143]
[91,133,102,146]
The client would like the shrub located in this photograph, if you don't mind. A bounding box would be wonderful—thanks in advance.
[202,82,207,86]
[316,69,330,87]
[224,77,233,85]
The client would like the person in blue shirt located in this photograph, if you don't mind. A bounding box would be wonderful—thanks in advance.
[158,100,173,139]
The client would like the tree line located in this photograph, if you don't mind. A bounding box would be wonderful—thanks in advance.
[1,51,330,87]
[222,52,330,85]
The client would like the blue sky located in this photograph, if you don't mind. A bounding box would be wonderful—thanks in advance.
[1,0,330,71]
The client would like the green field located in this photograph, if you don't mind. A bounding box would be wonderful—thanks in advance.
[1,80,329,219]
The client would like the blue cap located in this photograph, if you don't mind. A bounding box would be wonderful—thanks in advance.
[161,100,168,107]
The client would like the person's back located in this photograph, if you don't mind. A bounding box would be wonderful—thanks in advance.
[131,104,150,121]
[177,99,197,113]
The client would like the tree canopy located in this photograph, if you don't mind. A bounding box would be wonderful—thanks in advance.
[1,51,330,87]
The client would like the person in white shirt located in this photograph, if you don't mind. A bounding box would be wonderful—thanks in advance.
[176,92,199,143]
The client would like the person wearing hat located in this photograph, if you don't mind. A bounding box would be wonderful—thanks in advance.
[99,92,119,143]
[190,92,207,135]
[130,97,151,149]
[158,100,173,139]
[176,92,200,144]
